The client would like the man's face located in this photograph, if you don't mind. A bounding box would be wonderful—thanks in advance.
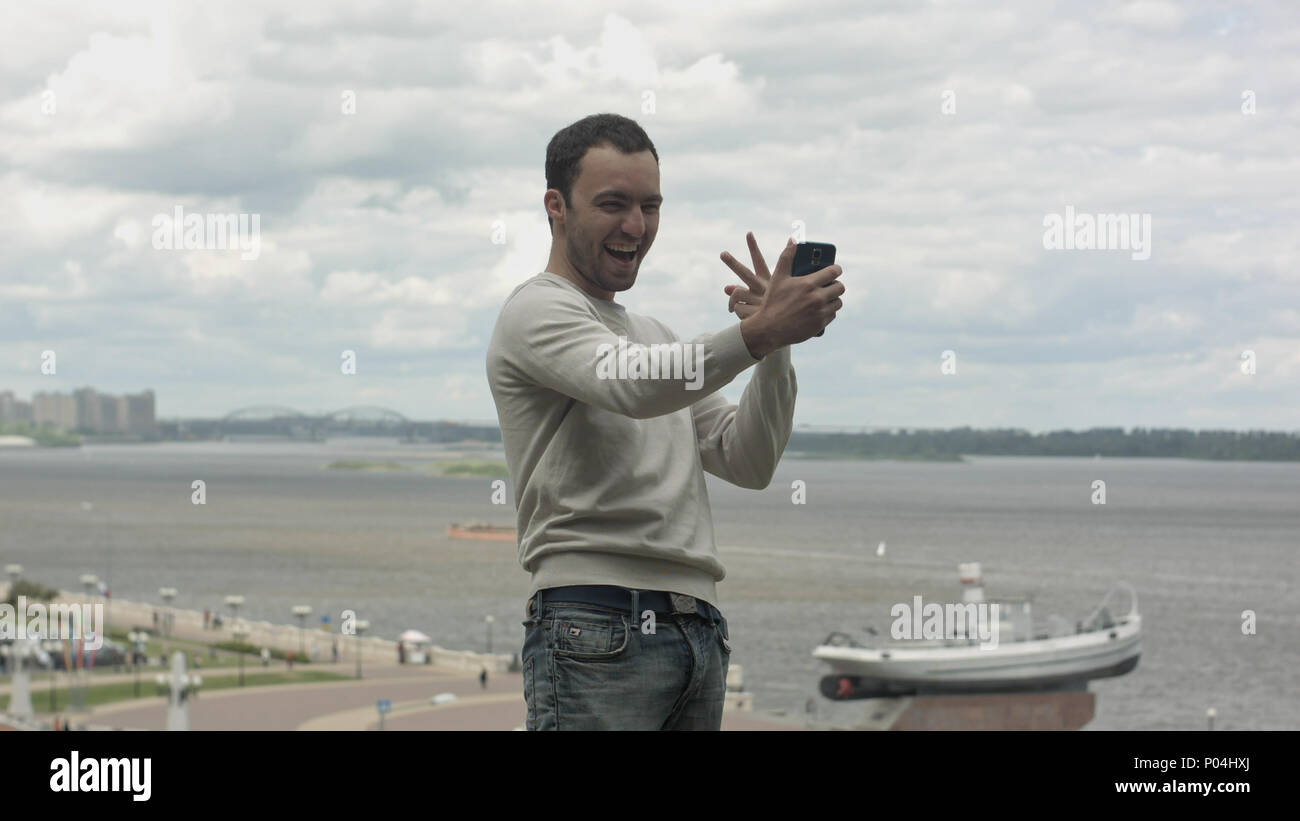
[552,144,661,297]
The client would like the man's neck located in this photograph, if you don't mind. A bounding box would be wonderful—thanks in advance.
[545,252,614,302]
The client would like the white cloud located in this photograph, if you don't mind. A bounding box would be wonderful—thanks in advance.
[1112,1,1187,31]
[0,0,1294,429]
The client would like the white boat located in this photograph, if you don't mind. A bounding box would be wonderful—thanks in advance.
[813,564,1141,700]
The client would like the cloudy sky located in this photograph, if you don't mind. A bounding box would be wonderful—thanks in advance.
[2,0,1295,432]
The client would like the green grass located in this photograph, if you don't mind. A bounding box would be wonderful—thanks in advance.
[0,421,80,447]
[439,460,509,477]
[326,459,410,471]
[789,451,966,462]
[104,626,283,670]
[1,670,348,713]
[322,458,508,477]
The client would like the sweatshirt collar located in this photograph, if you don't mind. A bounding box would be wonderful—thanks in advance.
[539,271,626,312]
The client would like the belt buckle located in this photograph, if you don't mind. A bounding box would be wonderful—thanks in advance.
[669,593,696,615]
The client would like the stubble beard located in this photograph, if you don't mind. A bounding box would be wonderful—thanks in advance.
[567,231,634,294]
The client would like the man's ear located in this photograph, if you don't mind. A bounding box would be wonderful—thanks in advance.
[543,190,565,227]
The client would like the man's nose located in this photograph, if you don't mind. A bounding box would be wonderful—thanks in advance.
[622,210,645,238]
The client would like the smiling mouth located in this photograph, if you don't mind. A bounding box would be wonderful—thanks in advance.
[604,246,637,263]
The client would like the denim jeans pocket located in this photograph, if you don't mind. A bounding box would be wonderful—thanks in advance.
[547,605,630,660]
[713,618,732,657]
[522,656,536,728]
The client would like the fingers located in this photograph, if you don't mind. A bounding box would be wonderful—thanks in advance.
[818,298,843,329]
[808,263,843,287]
[728,286,755,313]
[719,250,764,293]
[746,231,772,280]
[770,237,798,281]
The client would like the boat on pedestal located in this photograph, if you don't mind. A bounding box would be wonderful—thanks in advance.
[813,563,1142,700]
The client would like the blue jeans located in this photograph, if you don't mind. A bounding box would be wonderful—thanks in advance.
[521,596,732,730]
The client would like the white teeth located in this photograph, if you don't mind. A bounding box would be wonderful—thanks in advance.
[605,244,638,252]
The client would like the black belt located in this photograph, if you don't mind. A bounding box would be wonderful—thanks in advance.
[528,585,724,630]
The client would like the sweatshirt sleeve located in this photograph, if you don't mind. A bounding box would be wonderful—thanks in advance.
[691,344,797,490]
[494,280,762,420]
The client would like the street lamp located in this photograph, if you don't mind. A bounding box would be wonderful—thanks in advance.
[159,587,177,638]
[81,501,112,638]
[128,630,146,697]
[354,620,369,680]
[70,575,96,713]
[224,596,243,669]
[224,595,244,625]
[485,614,494,654]
[231,622,248,687]
[2,564,19,680]
[291,605,312,658]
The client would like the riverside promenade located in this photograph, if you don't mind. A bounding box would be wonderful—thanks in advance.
[1,588,800,731]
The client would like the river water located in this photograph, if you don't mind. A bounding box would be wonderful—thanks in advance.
[1,440,1295,729]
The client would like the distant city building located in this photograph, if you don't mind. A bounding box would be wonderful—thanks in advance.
[126,391,155,434]
[0,390,34,422]
[32,392,77,429]
[4,387,155,434]
[74,387,102,431]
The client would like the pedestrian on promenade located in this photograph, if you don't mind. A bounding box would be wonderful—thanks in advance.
[152,611,158,629]
[480,668,488,690]
[261,647,270,667]
[487,114,838,730]
[203,609,210,630]
[332,640,339,663]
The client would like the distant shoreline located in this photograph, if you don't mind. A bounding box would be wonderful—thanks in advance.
[324,459,509,478]
[787,451,965,463]
[5,424,1300,462]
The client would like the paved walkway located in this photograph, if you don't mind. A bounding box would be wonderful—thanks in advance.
[31,664,799,731]
[2,585,803,730]
[0,657,417,697]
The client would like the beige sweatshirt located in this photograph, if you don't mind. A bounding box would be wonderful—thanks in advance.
[485,271,797,608]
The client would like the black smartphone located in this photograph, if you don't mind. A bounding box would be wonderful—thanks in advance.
[791,241,837,336]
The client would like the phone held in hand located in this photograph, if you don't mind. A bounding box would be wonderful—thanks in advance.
[791,241,836,337]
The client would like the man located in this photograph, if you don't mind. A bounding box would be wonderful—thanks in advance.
[485,113,843,730]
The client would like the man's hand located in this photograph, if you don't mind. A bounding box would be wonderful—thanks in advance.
[720,231,771,320]
[720,232,845,358]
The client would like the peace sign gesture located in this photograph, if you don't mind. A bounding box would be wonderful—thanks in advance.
[720,232,792,319]
[719,231,844,352]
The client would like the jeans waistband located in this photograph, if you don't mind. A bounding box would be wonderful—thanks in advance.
[528,585,723,625]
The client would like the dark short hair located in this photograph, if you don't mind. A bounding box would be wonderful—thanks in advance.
[545,113,659,234]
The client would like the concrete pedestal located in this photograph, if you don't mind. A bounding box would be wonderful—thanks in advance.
[855,691,1096,730]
